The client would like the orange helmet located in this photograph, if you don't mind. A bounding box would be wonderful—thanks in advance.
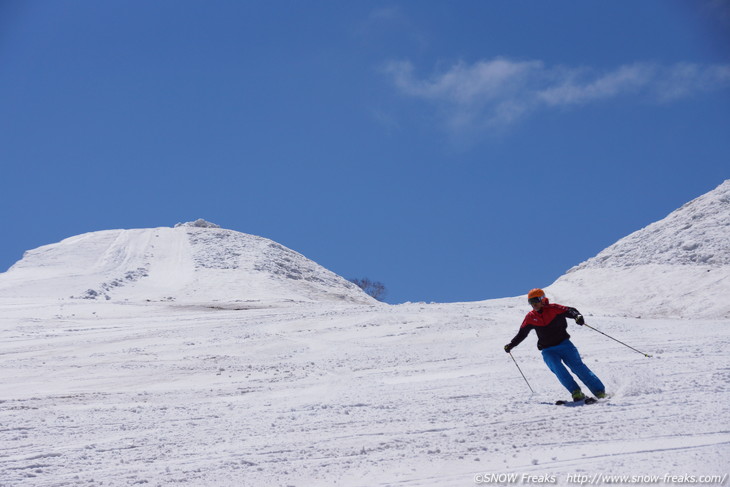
[527,288,545,300]
[527,288,547,305]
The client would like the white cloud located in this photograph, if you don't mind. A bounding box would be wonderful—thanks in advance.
[654,63,730,101]
[384,57,730,133]
[538,63,656,106]
[385,58,543,104]
[383,58,544,130]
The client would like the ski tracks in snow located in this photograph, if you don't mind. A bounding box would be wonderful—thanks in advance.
[0,301,728,486]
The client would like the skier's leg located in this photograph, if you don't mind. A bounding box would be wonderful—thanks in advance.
[541,346,580,394]
[560,340,606,396]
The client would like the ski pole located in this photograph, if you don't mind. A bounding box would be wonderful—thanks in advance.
[509,352,535,393]
[584,323,653,358]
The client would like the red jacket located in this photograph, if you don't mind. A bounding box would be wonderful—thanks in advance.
[508,300,582,350]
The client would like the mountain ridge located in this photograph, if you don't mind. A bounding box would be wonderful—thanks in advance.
[0,221,373,306]
[570,180,730,270]
[548,180,730,319]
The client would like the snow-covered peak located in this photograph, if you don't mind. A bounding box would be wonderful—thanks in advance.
[0,224,374,306]
[570,180,730,271]
[549,180,730,319]
[174,219,221,229]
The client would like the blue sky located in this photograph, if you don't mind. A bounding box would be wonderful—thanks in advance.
[1,1,729,304]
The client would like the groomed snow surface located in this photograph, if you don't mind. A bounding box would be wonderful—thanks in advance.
[0,299,728,486]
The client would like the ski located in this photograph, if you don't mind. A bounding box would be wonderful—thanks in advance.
[555,397,598,406]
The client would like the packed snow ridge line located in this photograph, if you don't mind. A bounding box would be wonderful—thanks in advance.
[569,179,730,270]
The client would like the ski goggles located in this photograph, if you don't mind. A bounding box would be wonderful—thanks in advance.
[528,296,545,305]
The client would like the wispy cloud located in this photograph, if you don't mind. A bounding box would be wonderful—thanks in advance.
[383,58,730,133]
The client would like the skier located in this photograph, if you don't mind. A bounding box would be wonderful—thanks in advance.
[504,288,607,402]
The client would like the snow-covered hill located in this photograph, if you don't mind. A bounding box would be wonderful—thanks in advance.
[548,180,730,319]
[0,219,373,306]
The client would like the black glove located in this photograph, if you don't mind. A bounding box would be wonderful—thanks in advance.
[504,343,514,353]
[575,315,585,326]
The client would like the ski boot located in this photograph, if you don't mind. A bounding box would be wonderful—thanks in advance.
[571,390,586,401]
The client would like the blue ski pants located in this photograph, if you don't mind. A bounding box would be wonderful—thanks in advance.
[541,339,605,396]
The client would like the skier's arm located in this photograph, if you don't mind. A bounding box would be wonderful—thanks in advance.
[504,325,532,352]
[564,307,585,325]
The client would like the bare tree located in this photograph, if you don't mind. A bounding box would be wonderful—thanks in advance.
[350,277,387,302]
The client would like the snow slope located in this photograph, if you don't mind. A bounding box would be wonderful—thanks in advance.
[0,220,373,307]
[0,300,727,486]
[1,195,729,486]
[548,180,730,319]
